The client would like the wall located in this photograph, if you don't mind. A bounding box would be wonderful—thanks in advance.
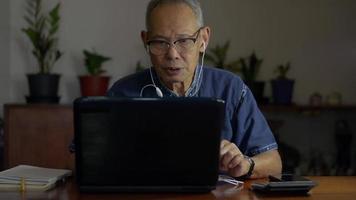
[0,0,10,117]
[202,0,356,104]
[1,0,356,116]
[8,0,150,110]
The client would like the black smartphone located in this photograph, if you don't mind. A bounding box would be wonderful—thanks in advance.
[251,174,317,194]
[269,174,311,182]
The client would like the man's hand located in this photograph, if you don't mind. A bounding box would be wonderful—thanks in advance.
[220,140,250,177]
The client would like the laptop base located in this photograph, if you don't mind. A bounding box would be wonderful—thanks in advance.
[79,185,216,193]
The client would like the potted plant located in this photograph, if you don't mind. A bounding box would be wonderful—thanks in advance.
[135,61,146,72]
[79,49,111,96]
[22,0,62,103]
[271,62,295,105]
[238,51,266,104]
[205,41,240,72]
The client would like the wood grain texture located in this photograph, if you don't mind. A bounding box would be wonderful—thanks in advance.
[4,104,74,170]
[0,176,354,200]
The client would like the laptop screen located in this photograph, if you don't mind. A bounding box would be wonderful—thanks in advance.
[74,97,225,191]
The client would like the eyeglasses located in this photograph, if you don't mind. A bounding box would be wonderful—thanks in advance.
[146,28,202,56]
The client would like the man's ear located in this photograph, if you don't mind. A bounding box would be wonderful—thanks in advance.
[141,31,148,50]
[200,26,211,53]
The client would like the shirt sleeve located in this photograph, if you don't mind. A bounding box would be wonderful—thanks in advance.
[233,84,278,156]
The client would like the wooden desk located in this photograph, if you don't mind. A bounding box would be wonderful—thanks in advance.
[0,176,354,200]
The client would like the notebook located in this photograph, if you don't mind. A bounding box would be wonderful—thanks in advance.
[73,97,225,192]
[0,165,72,191]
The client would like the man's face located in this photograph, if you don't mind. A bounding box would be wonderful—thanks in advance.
[142,3,208,91]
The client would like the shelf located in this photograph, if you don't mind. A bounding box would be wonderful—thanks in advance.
[260,104,356,112]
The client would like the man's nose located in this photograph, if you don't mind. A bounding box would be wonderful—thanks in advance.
[166,44,180,60]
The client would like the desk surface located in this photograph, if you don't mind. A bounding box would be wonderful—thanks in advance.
[0,176,355,200]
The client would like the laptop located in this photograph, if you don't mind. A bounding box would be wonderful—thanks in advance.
[74,97,225,192]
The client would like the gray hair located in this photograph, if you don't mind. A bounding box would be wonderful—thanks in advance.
[145,0,204,30]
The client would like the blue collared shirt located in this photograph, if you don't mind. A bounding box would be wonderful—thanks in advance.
[108,66,277,156]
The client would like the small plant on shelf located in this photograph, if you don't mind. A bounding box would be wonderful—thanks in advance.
[237,51,266,103]
[22,0,63,103]
[135,60,146,72]
[205,41,240,72]
[274,62,291,79]
[83,49,111,76]
[79,49,111,96]
[238,51,263,84]
[271,61,295,105]
[22,0,62,74]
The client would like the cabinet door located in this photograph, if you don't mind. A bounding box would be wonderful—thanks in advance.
[4,104,74,170]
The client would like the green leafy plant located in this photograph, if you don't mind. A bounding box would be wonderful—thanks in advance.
[205,41,240,72]
[274,62,291,79]
[238,51,263,83]
[83,49,111,76]
[22,0,62,74]
[135,61,145,72]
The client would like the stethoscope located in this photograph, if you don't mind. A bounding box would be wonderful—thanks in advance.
[140,43,206,98]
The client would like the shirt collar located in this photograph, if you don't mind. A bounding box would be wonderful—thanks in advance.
[150,66,203,97]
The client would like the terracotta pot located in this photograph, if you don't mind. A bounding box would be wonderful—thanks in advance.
[79,75,110,96]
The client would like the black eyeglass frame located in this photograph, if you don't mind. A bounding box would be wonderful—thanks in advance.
[146,27,203,55]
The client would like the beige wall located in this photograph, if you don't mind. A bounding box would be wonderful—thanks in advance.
[1,0,356,116]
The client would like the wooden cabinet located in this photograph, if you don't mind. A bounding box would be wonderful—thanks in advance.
[3,104,74,170]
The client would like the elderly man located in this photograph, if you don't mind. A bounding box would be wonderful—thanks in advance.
[108,0,282,179]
